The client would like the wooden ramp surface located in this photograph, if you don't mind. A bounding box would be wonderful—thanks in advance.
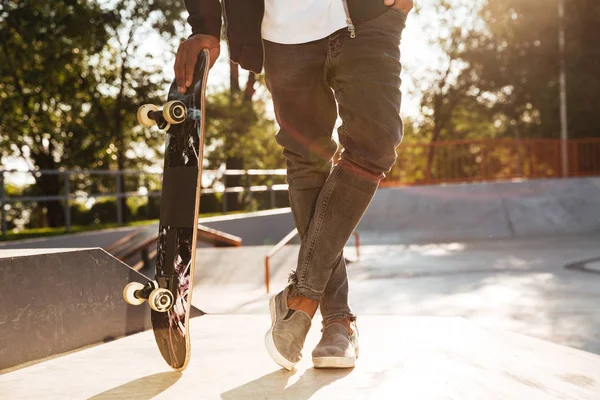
[1,316,599,400]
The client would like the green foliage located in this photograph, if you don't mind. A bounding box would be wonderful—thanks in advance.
[89,199,132,223]
[0,0,187,227]
[70,203,95,226]
[134,197,161,221]
[205,90,283,170]
[459,0,600,140]
[0,0,118,167]
[409,0,600,144]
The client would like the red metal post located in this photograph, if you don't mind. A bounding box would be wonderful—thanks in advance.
[264,257,270,294]
[353,231,360,260]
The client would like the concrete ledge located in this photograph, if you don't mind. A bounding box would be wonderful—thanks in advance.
[1,316,599,399]
[0,249,200,371]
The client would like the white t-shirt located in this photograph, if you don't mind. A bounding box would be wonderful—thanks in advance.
[262,0,349,44]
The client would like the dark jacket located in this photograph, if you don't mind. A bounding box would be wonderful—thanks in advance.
[184,0,395,73]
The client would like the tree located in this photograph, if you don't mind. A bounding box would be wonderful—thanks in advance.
[461,0,600,140]
[406,0,501,181]
[0,0,117,226]
[79,0,187,221]
[205,59,283,211]
[0,0,186,226]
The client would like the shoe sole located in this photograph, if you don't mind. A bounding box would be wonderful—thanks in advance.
[313,356,356,369]
[265,295,295,371]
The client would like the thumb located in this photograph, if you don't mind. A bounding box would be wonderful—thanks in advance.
[384,0,395,5]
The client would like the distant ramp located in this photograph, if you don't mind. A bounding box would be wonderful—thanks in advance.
[360,177,600,244]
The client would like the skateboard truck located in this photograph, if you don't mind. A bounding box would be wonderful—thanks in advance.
[137,100,188,131]
[123,281,175,312]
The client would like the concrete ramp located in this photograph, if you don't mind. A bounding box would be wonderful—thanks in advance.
[1,316,599,399]
[190,245,299,314]
[361,177,600,244]
[0,249,200,371]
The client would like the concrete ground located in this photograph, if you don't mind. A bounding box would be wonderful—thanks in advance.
[189,233,600,355]
[3,316,599,399]
[2,178,600,399]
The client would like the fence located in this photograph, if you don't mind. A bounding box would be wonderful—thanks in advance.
[2,138,600,236]
[384,138,600,186]
[0,168,287,236]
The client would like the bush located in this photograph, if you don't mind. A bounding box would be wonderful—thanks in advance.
[199,193,221,214]
[70,204,94,226]
[135,197,160,221]
[89,199,131,224]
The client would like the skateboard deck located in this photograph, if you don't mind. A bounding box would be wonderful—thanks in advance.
[152,49,210,371]
[125,48,210,371]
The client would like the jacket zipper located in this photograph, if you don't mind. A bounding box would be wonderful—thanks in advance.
[341,0,356,38]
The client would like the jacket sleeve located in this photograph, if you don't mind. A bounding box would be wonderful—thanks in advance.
[185,0,222,40]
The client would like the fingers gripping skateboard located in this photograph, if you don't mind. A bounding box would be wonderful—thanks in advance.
[123,281,175,312]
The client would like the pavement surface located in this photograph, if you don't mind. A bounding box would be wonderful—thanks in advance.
[2,177,600,399]
[2,316,599,400]
[187,233,600,355]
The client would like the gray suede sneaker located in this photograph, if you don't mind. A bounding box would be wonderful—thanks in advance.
[312,322,359,369]
[265,287,312,370]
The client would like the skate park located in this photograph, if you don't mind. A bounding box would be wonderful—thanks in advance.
[3,0,600,397]
[1,177,600,399]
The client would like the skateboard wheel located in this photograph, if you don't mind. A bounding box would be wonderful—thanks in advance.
[149,288,174,312]
[123,282,146,306]
[137,104,159,127]
[163,100,187,125]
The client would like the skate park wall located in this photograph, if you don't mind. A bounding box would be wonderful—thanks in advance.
[358,177,600,244]
[0,248,201,371]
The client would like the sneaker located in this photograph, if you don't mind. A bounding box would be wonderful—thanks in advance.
[265,286,312,370]
[312,321,359,369]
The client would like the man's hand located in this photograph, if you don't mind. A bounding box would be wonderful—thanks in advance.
[174,34,220,94]
[384,0,414,14]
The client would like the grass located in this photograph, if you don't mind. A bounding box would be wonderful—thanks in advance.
[0,210,248,242]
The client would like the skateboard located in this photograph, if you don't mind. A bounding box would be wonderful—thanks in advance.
[123,48,210,371]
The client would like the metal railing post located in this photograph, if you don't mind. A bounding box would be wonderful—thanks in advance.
[353,231,360,260]
[64,172,71,232]
[246,172,253,208]
[0,170,6,238]
[558,0,569,177]
[222,170,228,214]
[269,176,276,209]
[116,171,123,225]
[264,257,270,294]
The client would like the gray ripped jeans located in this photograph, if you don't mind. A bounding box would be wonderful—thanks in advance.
[264,9,407,324]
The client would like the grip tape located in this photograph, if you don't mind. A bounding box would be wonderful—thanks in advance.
[160,167,200,228]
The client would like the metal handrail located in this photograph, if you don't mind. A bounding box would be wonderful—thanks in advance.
[0,168,289,236]
[264,229,360,294]
[0,168,287,175]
